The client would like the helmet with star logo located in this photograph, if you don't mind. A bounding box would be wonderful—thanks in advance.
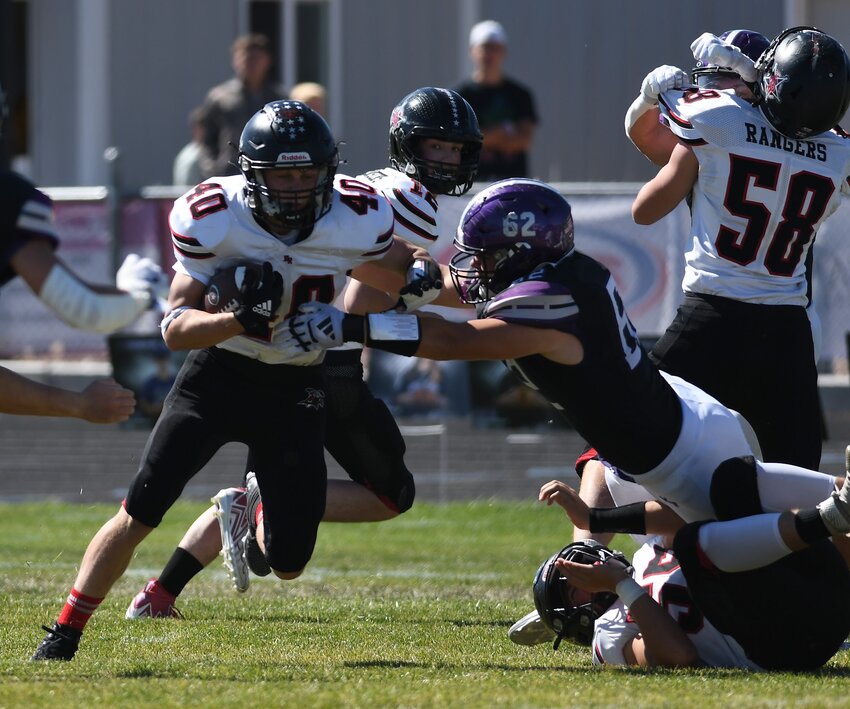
[389,87,482,196]
[753,27,850,139]
[238,100,339,233]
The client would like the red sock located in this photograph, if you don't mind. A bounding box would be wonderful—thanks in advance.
[256,502,264,528]
[57,587,104,631]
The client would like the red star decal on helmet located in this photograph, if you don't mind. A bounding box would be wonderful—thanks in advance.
[765,71,786,98]
[390,107,402,128]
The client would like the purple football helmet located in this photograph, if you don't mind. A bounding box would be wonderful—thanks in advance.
[692,29,770,89]
[449,179,575,304]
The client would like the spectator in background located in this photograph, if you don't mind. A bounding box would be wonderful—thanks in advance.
[394,358,447,419]
[289,82,327,118]
[198,34,286,178]
[455,20,537,181]
[172,106,207,186]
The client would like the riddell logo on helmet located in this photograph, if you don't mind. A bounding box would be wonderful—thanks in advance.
[276,152,311,162]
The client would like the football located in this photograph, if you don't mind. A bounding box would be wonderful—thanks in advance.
[203,262,265,314]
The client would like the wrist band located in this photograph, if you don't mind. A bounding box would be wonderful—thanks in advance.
[588,502,647,534]
[615,577,647,607]
[355,312,421,356]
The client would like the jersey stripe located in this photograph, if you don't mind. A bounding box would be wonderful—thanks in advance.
[171,230,215,259]
[361,225,394,257]
[392,207,438,241]
[658,95,693,129]
[393,188,437,226]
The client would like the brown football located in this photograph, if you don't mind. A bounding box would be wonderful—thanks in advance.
[203,262,265,314]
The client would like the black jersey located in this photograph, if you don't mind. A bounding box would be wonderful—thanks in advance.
[0,170,58,287]
[482,251,682,474]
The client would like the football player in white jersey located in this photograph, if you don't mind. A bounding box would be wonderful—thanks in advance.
[524,457,850,670]
[631,27,850,471]
[120,88,482,616]
[0,86,168,423]
[32,99,457,661]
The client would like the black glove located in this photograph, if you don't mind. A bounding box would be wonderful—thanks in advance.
[235,261,284,337]
[397,257,443,311]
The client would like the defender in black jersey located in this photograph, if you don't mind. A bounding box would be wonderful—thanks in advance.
[284,178,837,524]
[0,93,167,422]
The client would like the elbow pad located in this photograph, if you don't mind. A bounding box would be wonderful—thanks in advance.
[39,264,149,333]
[624,94,656,140]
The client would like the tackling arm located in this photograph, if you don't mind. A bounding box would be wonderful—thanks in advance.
[0,366,135,423]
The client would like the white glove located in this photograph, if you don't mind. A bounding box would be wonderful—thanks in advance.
[285,302,347,353]
[690,32,758,82]
[640,65,689,105]
[116,253,170,309]
[396,258,443,312]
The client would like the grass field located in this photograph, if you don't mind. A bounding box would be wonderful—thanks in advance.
[2,500,849,708]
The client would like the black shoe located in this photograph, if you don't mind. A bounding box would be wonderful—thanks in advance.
[244,471,271,577]
[244,528,271,577]
[31,623,82,661]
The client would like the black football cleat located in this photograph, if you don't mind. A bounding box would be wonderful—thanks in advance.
[31,623,82,661]
[244,472,271,577]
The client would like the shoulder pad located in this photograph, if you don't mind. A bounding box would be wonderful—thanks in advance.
[331,175,395,258]
[356,168,439,248]
[483,279,579,326]
[658,88,745,147]
[169,179,234,259]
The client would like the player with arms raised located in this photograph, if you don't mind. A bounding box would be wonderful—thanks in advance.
[633,27,850,470]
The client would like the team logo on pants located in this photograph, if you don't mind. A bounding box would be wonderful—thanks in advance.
[297,387,326,410]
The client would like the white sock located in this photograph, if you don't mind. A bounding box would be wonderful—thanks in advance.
[756,461,835,511]
[697,513,791,572]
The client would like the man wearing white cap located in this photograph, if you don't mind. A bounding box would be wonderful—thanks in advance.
[455,20,537,181]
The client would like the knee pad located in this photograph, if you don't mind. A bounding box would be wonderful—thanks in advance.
[710,455,761,520]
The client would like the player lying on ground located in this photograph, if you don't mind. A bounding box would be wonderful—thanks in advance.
[524,448,850,670]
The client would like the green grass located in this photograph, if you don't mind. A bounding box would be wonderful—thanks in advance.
[1,501,848,708]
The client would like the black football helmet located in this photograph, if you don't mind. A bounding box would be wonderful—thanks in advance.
[532,540,630,649]
[691,29,769,89]
[238,100,339,233]
[753,26,850,139]
[389,87,482,196]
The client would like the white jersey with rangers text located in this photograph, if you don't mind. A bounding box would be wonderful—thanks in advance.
[169,173,394,364]
[592,543,761,669]
[659,88,850,305]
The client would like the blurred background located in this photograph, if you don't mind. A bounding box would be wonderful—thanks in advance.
[6,0,849,187]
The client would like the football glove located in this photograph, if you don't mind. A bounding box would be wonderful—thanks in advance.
[640,65,689,106]
[286,302,351,353]
[234,261,283,337]
[690,32,757,83]
[116,253,170,310]
[396,257,443,312]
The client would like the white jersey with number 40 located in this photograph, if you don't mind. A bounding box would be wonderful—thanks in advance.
[659,88,850,305]
[169,173,394,365]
